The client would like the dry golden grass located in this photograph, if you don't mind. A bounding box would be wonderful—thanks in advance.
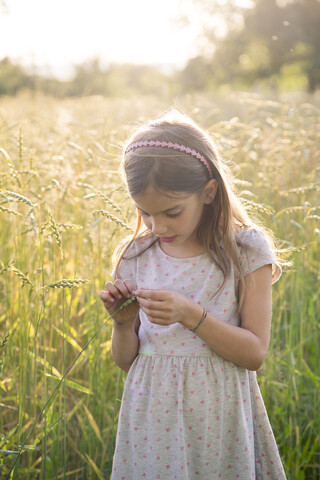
[0,92,319,479]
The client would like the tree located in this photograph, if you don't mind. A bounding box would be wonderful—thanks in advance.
[183,0,320,91]
[178,56,212,92]
[283,0,320,91]
[241,0,320,91]
[0,57,33,95]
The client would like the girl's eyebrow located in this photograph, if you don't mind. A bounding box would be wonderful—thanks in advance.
[135,204,183,215]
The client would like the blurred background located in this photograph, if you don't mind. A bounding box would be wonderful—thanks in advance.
[0,0,319,97]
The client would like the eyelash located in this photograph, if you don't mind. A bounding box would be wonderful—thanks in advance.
[139,210,181,218]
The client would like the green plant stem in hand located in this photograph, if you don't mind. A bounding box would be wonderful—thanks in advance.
[6,295,137,478]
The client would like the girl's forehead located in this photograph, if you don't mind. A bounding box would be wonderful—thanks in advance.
[133,187,192,212]
[135,187,190,201]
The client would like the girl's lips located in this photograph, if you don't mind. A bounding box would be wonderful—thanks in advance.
[160,235,177,243]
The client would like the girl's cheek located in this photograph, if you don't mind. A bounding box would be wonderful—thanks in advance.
[174,218,185,229]
[142,218,151,229]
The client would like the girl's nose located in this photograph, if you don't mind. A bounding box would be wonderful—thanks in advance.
[151,218,166,236]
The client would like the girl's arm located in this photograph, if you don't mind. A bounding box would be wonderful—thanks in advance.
[135,265,272,371]
[189,265,272,371]
[99,279,140,372]
[111,315,140,372]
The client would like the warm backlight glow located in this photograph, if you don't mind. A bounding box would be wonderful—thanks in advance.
[0,0,200,78]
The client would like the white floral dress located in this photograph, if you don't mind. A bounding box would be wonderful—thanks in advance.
[111,229,286,479]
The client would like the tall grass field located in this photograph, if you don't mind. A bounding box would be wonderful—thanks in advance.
[0,92,319,479]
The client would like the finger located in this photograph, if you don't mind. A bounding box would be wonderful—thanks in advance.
[137,296,169,311]
[114,279,132,298]
[99,290,115,304]
[122,279,138,297]
[104,281,122,300]
[100,290,113,301]
[105,280,129,299]
[147,315,174,326]
[134,288,168,300]
[139,304,171,319]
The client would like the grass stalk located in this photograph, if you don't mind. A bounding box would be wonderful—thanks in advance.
[5,296,136,478]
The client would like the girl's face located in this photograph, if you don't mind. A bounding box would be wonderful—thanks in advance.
[132,182,217,257]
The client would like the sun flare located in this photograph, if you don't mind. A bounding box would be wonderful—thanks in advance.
[0,0,200,78]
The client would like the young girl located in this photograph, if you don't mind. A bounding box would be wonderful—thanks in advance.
[99,111,286,479]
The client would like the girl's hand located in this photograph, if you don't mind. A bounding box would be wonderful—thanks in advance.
[134,288,200,329]
[99,279,139,326]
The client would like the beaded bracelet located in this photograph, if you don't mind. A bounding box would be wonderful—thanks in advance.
[190,308,208,333]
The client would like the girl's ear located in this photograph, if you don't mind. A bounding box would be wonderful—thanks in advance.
[202,179,218,204]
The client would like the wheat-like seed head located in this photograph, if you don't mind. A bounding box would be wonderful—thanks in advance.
[241,199,274,215]
[18,169,39,177]
[48,210,64,259]
[0,147,11,162]
[0,330,12,351]
[0,205,22,216]
[39,220,50,236]
[25,207,37,234]
[118,295,137,310]
[57,223,83,232]
[280,183,320,196]
[0,147,19,184]
[45,278,90,289]
[0,260,11,274]
[305,215,320,221]
[41,218,82,241]
[8,264,34,288]
[78,182,123,216]
[276,205,313,217]
[92,210,133,232]
[2,189,37,209]
[233,179,253,188]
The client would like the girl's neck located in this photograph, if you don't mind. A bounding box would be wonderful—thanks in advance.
[159,238,207,259]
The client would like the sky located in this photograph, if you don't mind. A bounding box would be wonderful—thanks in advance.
[0,0,202,79]
[0,0,253,79]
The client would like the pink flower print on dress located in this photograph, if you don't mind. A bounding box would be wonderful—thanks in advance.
[111,235,285,480]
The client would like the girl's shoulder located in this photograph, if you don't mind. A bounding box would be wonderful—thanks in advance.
[111,235,152,279]
[114,234,157,280]
[122,234,157,259]
[235,227,281,283]
[236,227,270,250]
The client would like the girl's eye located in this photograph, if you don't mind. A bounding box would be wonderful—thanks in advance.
[166,212,181,218]
[138,210,149,217]
[138,209,181,218]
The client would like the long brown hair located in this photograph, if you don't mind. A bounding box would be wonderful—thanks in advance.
[114,110,271,307]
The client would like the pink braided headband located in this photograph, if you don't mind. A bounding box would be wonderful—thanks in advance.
[125,140,213,179]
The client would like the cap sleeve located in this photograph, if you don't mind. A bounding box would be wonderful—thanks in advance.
[236,228,281,284]
[113,256,137,282]
[111,236,147,281]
